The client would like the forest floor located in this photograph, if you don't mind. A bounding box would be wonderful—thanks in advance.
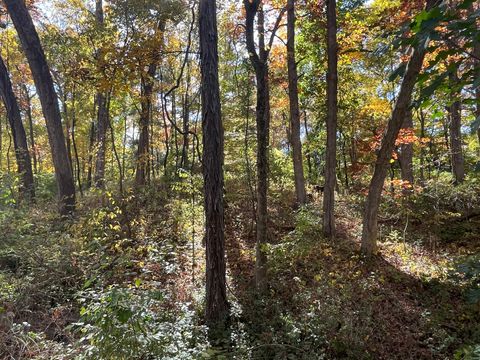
[0,179,479,359]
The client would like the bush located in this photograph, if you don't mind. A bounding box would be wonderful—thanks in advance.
[74,286,208,360]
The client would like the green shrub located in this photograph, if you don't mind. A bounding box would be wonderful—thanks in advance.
[74,286,208,360]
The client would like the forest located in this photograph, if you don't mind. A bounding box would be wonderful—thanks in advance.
[0,0,479,358]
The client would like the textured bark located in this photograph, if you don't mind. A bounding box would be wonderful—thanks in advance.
[135,20,166,185]
[449,71,465,184]
[323,0,338,238]
[94,0,108,189]
[199,0,229,334]
[71,89,83,195]
[0,54,35,201]
[135,64,156,186]
[22,85,37,174]
[399,108,414,187]
[360,0,438,255]
[5,0,75,214]
[94,93,108,188]
[244,0,272,290]
[287,0,306,206]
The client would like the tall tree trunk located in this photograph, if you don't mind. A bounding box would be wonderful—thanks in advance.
[398,107,414,187]
[86,119,96,189]
[62,92,74,180]
[361,0,438,256]
[135,65,156,186]
[5,0,75,214]
[449,71,465,184]
[94,93,108,188]
[287,0,306,206]
[323,0,338,238]
[199,0,229,335]
[71,87,83,195]
[0,54,35,201]
[135,20,166,185]
[244,0,276,290]
[22,85,37,174]
[94,0,108,189]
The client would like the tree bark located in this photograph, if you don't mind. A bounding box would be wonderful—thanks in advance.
[71,88,83,195]
[94,0,108,189]
[86,119,96,189]
[94,93,108,188]
[0,54,35,201]
[287,0,306,206]
[5,0,75,214]
[244,0,275,290]
[449,71,465,184]
[199,0,229,335]
[135,64,156,186]
[323,0,338,238]
[22,85,37,174]
[360,0,438,256]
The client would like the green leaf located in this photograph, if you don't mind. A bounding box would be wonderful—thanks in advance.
[117,308,133,323]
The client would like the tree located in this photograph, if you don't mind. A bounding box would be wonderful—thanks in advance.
[199,0,229,335]
[243,0,284,290]
[93,0,109,189]
[287,0,306,206]
[5,0,75,214]
[135,20,166,186]
[0,54,35,201]
[449,71,465,184]
[323,0,338,238]
[361,0,439,256]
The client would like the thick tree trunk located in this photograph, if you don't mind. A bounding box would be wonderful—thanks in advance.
[449,72,465,184]
[5,0,75,214]
[0,54,35,201]
[399,108,414,187]
[360,0,438,255]
[287,0,306,206]
[254,61,270,290]
[94,0,108,189]
[244,0,271,290]
[135,64,156,186]
[199,0,229,335]
[323,0,338,238]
